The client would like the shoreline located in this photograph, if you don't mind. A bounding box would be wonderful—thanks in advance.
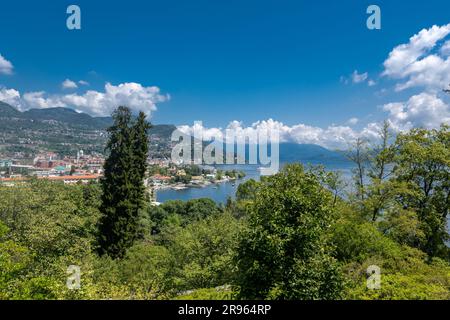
[152,176,239,191]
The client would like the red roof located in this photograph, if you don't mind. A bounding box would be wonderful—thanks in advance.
[0,174,101,182]
[151,174,172,181]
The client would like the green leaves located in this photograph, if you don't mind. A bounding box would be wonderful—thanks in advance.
[97,106,151,259]
[391,124,450,258]
[0,181,101,299]
[167,212,242,291]
[234,164,344,300]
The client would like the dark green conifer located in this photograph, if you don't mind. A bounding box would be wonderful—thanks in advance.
[97,106,150,258]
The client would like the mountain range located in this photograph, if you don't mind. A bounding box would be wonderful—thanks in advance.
[0,101,113,129]
[0,102,176,157]
[0,101,176,134]
[0,101,349,166]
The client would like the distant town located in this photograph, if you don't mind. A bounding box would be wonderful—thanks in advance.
[0,102,250,204]
[0,150,104,185]
[0,149,246,205]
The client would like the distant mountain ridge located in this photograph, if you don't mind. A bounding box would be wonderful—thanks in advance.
[0,101,22,118]
[279,143,347,163]
[0,101,177,157]
[234,142,349,167]
[0,102,112,129]
[0,102,176,135]
[0,101,348,166]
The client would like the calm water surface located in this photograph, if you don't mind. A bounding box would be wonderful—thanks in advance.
[156,162,353,204]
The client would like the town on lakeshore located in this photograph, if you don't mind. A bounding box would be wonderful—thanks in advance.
[0,150,246,205]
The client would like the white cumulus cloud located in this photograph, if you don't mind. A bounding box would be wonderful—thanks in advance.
[347,117,359,125]
[382,92,450,131]
[0,54,14,75]
[62,79,78,89]
[0,87,21,107]
[352,70,368,84]
[341,70,375,86]
[383,24,450,91]
[440,40,450,56]
[177,119,364,150]
[0,82,169,117]
[176,91,450,152]
[378,24,450,133]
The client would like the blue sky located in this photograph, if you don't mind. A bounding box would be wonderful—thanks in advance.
[1,0,450,148]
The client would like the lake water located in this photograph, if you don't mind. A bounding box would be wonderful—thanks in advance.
[156,161,449,236]
[156,161,354,204]
[156,164,261,204]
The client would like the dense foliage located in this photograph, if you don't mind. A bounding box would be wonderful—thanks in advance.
[0,122,448,300]
[97,107,151,258]
[234,164,344,299]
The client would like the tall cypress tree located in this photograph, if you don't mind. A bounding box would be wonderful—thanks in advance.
[132,112,151,207]
[97,106,150,258]
[131,111,152,239]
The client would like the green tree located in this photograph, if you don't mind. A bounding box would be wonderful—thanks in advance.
[0,181,102,299]
[228,178,262,218]
[235,179,260,202]
[307,165,347,207]
[167,212,242,291]
[149,198,222,234]
[132,112,152,240]
[347,138,370,203]
[215,170,224,181]
[234,164,344,300]
[391,125,449,258]
[97,106,150,259]
[118,243,176,299]
[132,112,151,207]
[366,120,395,221]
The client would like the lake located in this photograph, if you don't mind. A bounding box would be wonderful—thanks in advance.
[156,161,354,204]
[156,161,449,236]
[156,164,260,203]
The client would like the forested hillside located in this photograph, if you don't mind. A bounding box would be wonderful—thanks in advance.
[0,102,176,158]
[0,122,448,300]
